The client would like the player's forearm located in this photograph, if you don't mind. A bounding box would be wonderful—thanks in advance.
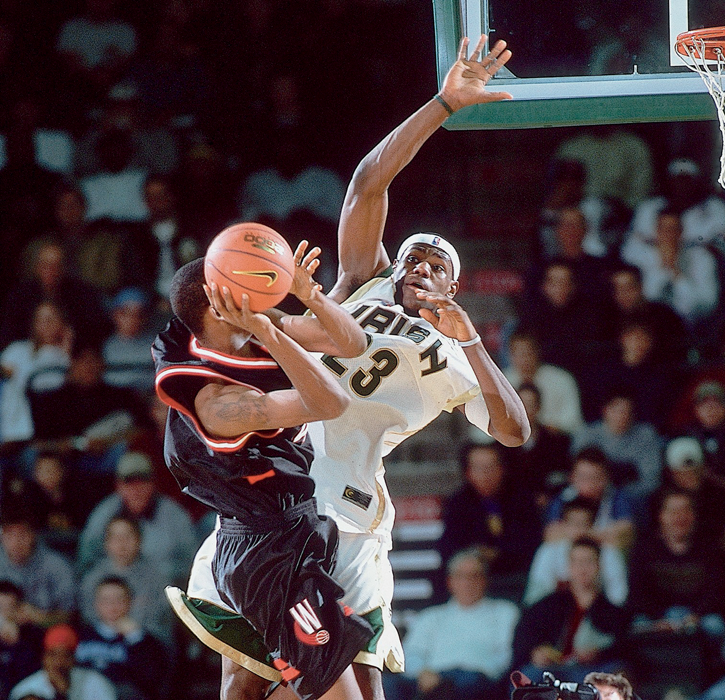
[348,99,448,199]
[462,343,530,447]
[257,324,350,419]
[300,290,367,357]
[336,99,451,286]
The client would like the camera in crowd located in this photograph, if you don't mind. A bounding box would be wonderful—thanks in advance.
[511,672,601,700]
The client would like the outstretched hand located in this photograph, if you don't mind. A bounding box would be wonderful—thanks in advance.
[289,240,324,303]
[439,34,513,111]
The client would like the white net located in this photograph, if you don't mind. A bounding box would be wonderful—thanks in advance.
[678,34,725,188]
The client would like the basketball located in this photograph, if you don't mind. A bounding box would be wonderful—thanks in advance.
[204,223,296,312]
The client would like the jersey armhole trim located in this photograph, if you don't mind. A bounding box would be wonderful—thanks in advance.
[155,365,283,453]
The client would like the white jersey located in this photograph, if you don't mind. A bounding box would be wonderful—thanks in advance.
[309,274,488,540]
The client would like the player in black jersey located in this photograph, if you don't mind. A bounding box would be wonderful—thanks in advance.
[152,242,373,700]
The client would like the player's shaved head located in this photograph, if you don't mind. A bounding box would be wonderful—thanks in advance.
[170,258,209,337]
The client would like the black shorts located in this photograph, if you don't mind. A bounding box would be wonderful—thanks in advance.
[212,500,374,700]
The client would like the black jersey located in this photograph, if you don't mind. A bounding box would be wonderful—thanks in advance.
[152,317,316,520]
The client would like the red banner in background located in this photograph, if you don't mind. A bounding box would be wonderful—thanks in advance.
[392,495,442,522]
[459,269,524,296]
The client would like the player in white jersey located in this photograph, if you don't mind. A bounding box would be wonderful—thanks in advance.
[312,274,490,542]
[167,35,529,700]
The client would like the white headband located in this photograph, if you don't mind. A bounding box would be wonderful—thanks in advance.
[395,233,461,280]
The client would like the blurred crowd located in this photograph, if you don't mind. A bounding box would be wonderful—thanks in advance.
[1,1,725,700]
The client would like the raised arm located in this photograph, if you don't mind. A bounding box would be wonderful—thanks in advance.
[329,35,513,302]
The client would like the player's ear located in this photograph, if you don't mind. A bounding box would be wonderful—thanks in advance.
[447,280,459,298]
[203,284,214,306]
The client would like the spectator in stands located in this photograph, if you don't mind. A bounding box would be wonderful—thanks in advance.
[555,126,653,209]
[527,206,612,304]
[0,301,71,450]
[0,100,63,301]
[589,321,675,431]
[32,345,150,478]
[0,511,75,627]
[505,382,571,508]
[583,672,634,700]
[102,288,156,394]
[385,548,519,700]
[518,259,606,382]
[24,188,132,297]
[31,186,89,281]
[78,517,172,647]
[647,437,725,543]
[537,159,620,260]
[627,158,725,249]
[685,381,725,478]
[79,129,149,223]
[629,490,725,634]
[606,263,688,366]
[9,624,116,700]
[571,388,663,502]
[126,174,202,301]
[74,85,178,178]
[55,0,137,118]
[75,577,168,700]
[76,451,196,583]
[545,447,635,550]
[238,119,345,225]
[3,452,87,556]
[438,443,541,597]
[504,332,585,435]
[125,8,210,126]
[524,498,628,606]
[0,240,109,350]
[0,581,43,700]
[125,393,209,523]
[622,208,720,326]
[513,536,629,682]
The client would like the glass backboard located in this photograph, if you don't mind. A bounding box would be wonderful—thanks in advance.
[433,0,720,128]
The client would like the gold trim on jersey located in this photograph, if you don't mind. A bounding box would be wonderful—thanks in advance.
[369,480,387,532]
[444,386,481,413]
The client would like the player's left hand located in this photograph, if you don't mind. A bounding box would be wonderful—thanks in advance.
[415,290,479,344]
[439,34,513,111]
[290,240,324,303]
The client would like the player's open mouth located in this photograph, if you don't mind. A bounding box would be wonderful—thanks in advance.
[406,279,426,290]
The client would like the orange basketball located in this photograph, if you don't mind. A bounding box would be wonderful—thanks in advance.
[204,223,296,312]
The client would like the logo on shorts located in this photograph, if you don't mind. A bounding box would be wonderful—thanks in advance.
[290,599,330,646]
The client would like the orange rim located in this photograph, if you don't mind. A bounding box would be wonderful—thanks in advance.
[676,27,725,61]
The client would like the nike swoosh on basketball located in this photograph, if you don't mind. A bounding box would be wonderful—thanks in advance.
[232,270,279,287]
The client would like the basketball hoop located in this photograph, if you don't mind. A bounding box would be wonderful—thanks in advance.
[675,27,725,188]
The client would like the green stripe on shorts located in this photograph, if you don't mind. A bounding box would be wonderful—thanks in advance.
[188,598,276,667]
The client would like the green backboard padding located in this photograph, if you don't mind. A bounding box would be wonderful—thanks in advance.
[442,93,717,130]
